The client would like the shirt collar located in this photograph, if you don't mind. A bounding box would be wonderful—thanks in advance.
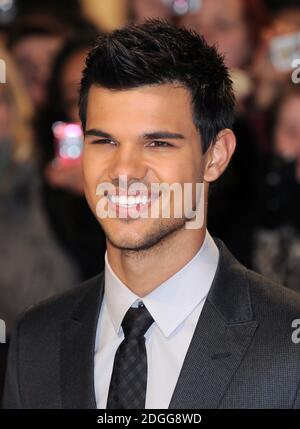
[104,230,219,338]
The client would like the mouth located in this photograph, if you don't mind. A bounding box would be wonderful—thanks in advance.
[107,194,151,208]
[106,190,159,216]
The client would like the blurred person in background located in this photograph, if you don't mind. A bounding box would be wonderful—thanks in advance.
[0,45,79,337]
[177,0,269,69]
[253,82,300,293]
[251,5,300,112]
[130,0,175,24]
[15,0,82,25]
[177,0,269,266]
[36,33,107,281]
[6,0,94,110]
[79,0,128,32]
[7,19,69,109]
[177,0,270,117]
[248,5,300,156]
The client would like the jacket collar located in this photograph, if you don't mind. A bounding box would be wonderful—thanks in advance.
[60,239,258,409]
[168,239,258,408]
[60,274,104,409]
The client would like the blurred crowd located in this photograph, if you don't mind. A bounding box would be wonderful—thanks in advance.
[0,0,300,343]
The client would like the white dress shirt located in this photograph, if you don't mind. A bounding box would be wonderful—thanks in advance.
[94,230,219,409]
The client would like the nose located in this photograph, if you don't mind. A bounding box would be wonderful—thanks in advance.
[108,143,147,183]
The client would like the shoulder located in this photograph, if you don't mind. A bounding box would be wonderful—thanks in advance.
[245,267,300,317]
[13,272,104,335]
[213,237,300,322]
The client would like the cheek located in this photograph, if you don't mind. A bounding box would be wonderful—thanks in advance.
[160,161,202,187]
[221,32,242,51]
[275,129,295,154]
[153,158,190,185]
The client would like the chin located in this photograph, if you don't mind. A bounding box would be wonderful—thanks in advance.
[106,228,151,251]
[104,218,186,252]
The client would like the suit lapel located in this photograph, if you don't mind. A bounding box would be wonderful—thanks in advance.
[60,273,104,409]
[59,239,258,409]
[169,240,258,409]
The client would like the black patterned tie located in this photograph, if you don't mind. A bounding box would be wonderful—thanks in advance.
[106,304,154,409]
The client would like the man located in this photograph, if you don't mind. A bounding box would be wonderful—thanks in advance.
[3,20,300,409]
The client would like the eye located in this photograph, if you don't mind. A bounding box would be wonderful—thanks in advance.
[215,19,235,32]
[147,141,173,148]
[90,139,116,145]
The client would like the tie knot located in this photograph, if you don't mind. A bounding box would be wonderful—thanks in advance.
[122,305,154,339]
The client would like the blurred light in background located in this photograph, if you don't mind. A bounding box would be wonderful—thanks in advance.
[0,0,16,24]
[166,0,202,16]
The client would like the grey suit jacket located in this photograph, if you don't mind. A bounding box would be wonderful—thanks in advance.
[2,239,300,409]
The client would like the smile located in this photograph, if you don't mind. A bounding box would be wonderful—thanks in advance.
[107,194,151,207]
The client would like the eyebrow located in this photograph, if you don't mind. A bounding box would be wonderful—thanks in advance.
[85,129,113,139]
[85,128,185,140]
[143,131,185,140]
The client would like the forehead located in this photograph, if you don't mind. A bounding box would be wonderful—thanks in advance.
[207,0,243,14]
[13,35,60,54]
[85,83,195,131]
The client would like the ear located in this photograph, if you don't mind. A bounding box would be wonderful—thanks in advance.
[204,129,236,183]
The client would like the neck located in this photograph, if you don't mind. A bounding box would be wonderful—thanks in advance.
[106,226,206,297]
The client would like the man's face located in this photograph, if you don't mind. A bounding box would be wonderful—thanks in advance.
[132,0,174,24]
[178,0,251,69]
[12,35,62,108]
[82,83,206,251]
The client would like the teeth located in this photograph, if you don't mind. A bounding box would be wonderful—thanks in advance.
[108,195,150,206]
